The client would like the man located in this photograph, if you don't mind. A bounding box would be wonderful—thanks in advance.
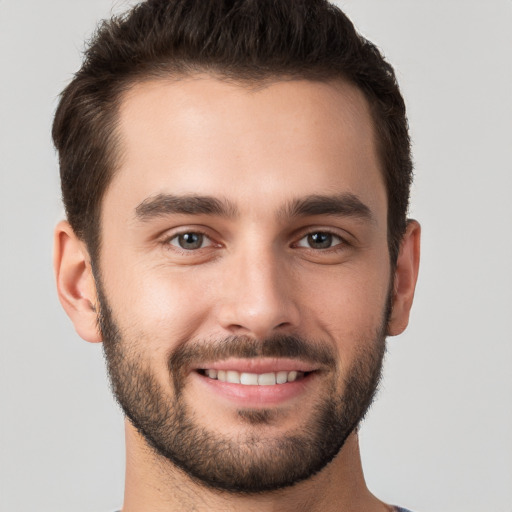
[53,0,420,510]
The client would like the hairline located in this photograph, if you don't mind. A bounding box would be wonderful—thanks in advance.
[86,69,397,269]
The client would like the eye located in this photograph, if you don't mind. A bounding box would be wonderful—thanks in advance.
[296,231,344,249]
[168,232,212,250]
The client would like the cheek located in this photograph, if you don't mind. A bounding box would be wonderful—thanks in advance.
[307,261,389,316]
[103,262,215,349]
[301,259,390,353]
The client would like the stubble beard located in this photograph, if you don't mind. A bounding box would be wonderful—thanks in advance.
[97,279,389,494]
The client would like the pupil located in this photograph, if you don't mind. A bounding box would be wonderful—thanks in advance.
[179,233,202,249]
[308,232,332,249]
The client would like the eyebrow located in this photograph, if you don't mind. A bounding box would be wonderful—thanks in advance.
[135,194,238,221]
[281,193,374,222]
[134,192,373,223]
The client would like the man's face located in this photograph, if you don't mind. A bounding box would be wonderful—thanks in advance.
[96,77,392,492]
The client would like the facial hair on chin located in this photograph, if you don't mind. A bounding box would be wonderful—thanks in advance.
[96,277,389,494]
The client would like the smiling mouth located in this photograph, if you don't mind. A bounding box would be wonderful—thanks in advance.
[197,369,309,385]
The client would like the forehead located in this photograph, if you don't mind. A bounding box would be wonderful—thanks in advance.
[106,75,386,222]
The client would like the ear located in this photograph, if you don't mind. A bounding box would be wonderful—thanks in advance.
[387,219,421,336]
[53,220,102,343]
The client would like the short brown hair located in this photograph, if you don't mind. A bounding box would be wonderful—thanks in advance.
[53,0,412,264]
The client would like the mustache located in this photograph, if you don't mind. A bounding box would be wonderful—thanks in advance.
[169,334,336,378]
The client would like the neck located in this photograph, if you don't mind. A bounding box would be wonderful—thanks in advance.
[121,421,391,512]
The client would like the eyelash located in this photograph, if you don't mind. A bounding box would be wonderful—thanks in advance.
[293,230,349,251]
[161,228,350,254]
[162,229,217,253]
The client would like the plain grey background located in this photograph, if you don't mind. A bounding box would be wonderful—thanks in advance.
[1,1,511,511]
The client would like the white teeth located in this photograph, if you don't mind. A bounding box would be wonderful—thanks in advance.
[276,371,288,384]
[240,372,259,385]
[288,371,298,382]
[258,372,276,385]
[226,370,240,384]
[258,372,277,385]
[206,369,217,379]
[203,369,305,385]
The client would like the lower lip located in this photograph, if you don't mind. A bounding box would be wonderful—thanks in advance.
[192,371,316,407]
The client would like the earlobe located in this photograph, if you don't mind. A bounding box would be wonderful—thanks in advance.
[53,220,102,343]
[387,219,421,336]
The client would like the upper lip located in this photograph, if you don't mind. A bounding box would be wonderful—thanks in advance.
[194,357,319,374]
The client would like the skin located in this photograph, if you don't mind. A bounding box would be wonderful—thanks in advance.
[54,76,420,512]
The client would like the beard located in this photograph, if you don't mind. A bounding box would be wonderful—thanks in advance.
[97,278,389,494]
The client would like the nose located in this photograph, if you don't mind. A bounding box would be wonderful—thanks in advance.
[216,244,300,339]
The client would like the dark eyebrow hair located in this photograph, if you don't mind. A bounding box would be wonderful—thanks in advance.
[135,194,238,221]
[281,194,374,222]
[134,192,373,224]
